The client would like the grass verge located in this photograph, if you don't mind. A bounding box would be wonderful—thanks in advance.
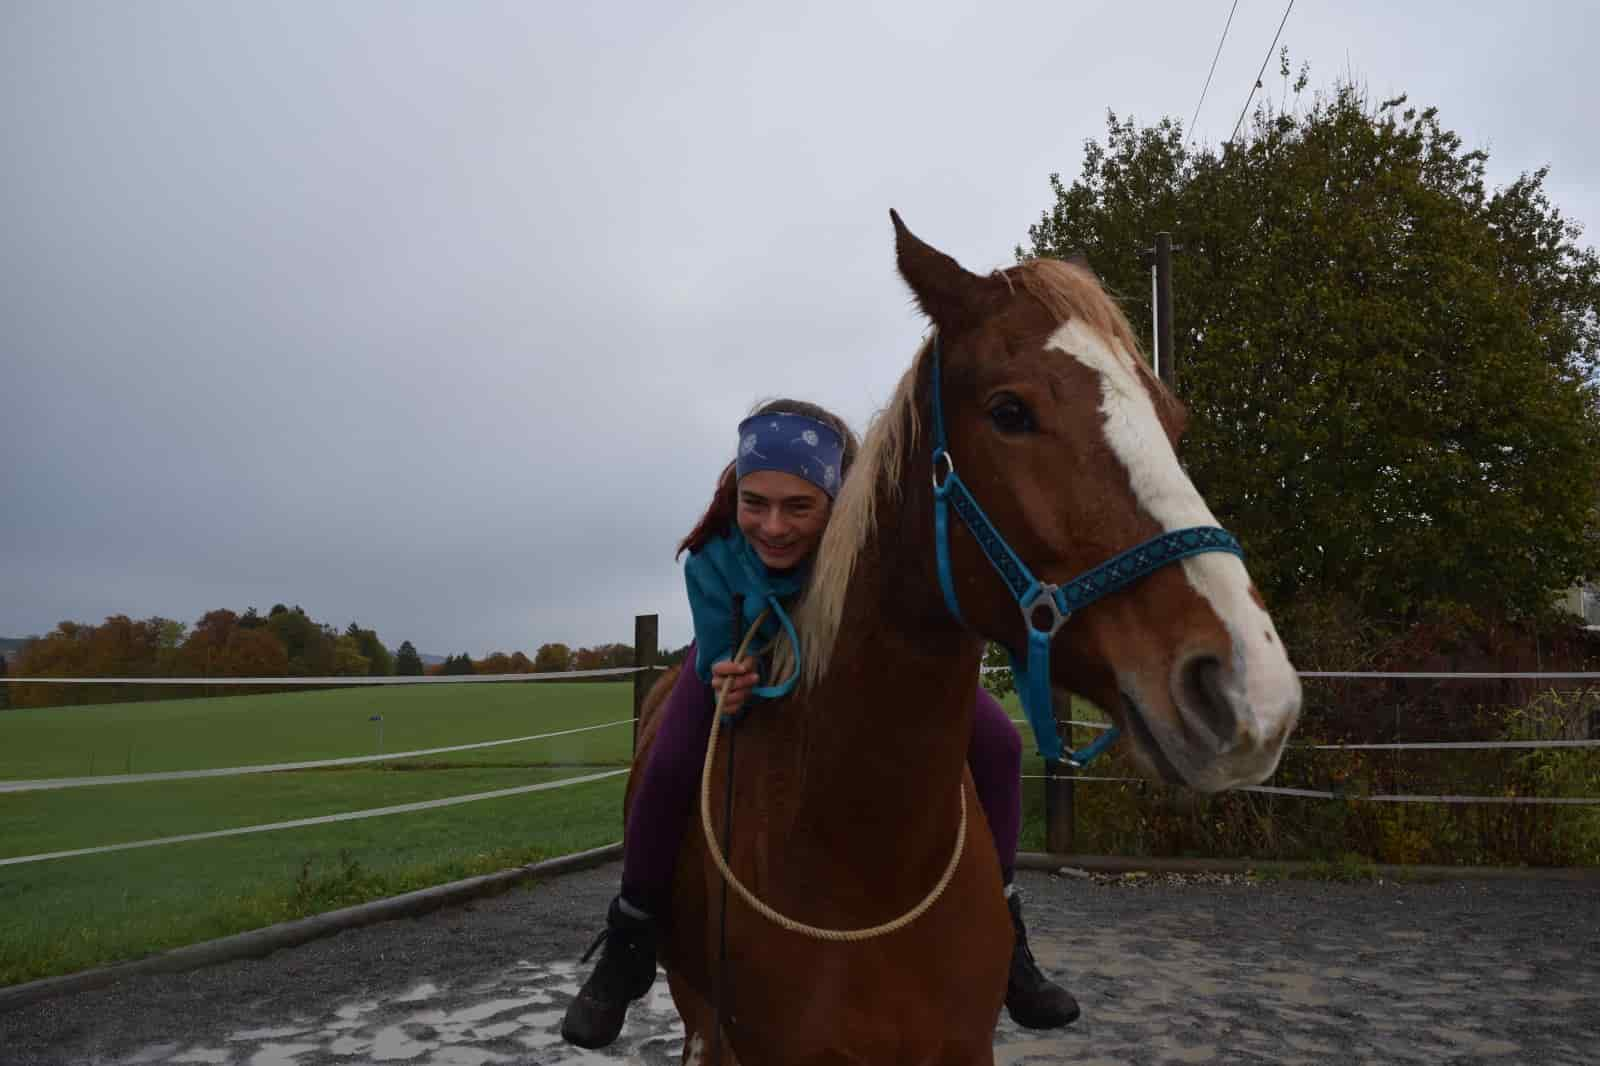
[0,773,627,987]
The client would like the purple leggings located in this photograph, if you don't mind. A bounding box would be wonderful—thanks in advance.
[620,644,1022,915]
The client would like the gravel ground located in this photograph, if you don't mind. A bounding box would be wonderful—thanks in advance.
[2,863,1597,1065]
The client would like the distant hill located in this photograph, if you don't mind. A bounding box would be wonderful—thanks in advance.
[419,652,447,666]
[0,637,32,663]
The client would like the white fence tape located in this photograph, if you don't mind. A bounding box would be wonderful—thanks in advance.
[984,667,1600,680]
[1013,718,1599,753]
[0,768,631,868]
[6,666,648,685]
[1299,671,1600,680]
[0,718,638,794]
[1021,776,1600,805]
[1241,784,1600,805]
[1309,739,1600,751]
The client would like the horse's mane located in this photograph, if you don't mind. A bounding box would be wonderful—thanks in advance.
[787,257,1163,691]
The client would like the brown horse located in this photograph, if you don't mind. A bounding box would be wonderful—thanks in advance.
[628,212,1303,1064]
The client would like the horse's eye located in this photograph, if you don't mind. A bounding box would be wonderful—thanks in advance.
[989,397,1036,435]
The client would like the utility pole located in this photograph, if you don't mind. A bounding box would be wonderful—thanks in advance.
[1140,232,1177,392]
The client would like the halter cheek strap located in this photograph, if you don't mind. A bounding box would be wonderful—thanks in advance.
[928,336,1243,764]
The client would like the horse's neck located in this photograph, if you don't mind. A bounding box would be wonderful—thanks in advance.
[796,501,984,842]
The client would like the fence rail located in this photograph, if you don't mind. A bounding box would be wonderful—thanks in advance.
[7,619,1599,862]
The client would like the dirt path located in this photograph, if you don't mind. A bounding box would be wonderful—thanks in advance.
[3,864,1596,1064]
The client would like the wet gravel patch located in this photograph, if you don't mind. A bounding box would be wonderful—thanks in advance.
[2,863,1596,1064]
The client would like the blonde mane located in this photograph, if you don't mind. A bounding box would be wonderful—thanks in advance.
[783,258,1161,690]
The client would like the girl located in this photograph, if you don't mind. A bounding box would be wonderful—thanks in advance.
[560,399,1077,1049]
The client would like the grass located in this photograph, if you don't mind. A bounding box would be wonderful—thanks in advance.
[0,682,637,986]
[0,681,636,779]
[1,765,618,858]
[0,775,627,986]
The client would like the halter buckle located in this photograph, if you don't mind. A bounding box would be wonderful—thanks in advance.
[1022,584,1070,637]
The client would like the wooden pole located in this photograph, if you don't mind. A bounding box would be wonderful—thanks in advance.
[632,614,658,754]
[1044,758,1076,855]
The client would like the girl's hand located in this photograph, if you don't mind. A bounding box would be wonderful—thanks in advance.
[711,657,757,717]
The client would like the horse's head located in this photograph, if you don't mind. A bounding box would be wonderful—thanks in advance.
[890,211,1300,791]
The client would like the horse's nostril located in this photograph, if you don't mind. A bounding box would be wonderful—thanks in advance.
[1180,656,1238,747]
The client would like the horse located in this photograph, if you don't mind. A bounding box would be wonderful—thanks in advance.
[627,211,1303,1064]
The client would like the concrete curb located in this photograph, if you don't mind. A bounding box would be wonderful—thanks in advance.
[1015,852,1600,881]
[4,844,1595,1012]
[0,842,622,1014]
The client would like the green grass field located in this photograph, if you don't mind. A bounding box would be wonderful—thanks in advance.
[0,681,637,779]
[0,682,641,985]
[0,681,1075,986]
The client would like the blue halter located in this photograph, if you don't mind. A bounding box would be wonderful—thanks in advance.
[928,336,1244,764]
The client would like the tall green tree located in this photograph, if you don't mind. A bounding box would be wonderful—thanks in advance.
[395,640,424,676]
[343,622,394,676]
[442,652,476,676]
[1023,77,1600,623]
[266,607,336,675]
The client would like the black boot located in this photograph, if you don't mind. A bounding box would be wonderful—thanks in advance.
[1005,889,1080,1029]
[560,896,659,1049]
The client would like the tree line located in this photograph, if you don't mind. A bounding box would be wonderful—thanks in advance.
[1021,67,1600,679]
[3,606,646,709]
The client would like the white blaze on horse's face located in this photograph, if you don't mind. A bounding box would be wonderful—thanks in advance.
[1048,318,1302,791]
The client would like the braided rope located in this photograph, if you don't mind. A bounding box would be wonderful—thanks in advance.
[697,612,967,941]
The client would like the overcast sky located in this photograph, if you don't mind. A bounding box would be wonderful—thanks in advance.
[3,1,1595,659]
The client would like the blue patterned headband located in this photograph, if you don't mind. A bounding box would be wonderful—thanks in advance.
[736,411,845,498]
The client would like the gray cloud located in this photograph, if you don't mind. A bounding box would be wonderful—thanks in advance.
[4,1,1595,656]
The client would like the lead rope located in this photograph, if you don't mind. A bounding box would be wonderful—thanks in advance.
[711,594,744,1066]
[698,611,968,944]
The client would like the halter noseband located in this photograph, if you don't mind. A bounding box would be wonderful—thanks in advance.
[929,336,1243,765]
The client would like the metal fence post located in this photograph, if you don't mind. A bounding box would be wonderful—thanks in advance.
[632,614,658,754]
[1140,232,1177,391]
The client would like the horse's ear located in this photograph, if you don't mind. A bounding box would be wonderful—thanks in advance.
[890,209,1004,334]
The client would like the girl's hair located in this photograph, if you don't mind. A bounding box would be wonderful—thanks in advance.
[677,398,861,559]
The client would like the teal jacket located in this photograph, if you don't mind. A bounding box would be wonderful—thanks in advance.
[684,529,808,699]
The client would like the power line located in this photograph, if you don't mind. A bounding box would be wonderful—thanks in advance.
[1229,0,1297,145]
[1186,0,1241,148]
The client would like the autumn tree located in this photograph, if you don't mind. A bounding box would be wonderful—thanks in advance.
[1022,75,1600,627]
[395,640,424,676]
[477,652,514,674]
[533,643,573,673]
[333,634,372,676]
[343,622,393,676]
[13,616,180,706]
[222,628,290,676]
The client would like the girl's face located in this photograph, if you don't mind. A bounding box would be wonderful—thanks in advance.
[736,470,831,570]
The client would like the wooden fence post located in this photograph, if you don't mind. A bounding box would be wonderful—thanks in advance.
[1044,756,1076,855]
[632,614,658,754]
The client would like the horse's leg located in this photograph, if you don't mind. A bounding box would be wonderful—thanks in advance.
[667,971,738,1066]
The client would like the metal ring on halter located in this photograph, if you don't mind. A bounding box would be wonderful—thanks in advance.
[1022,583,1071,637]
[931,449,955,493]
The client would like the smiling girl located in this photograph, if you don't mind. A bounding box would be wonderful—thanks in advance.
[560,399,1077,1048]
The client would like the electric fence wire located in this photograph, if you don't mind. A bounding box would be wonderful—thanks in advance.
[1230,0,1297,144]
[1186,0,1241,147]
